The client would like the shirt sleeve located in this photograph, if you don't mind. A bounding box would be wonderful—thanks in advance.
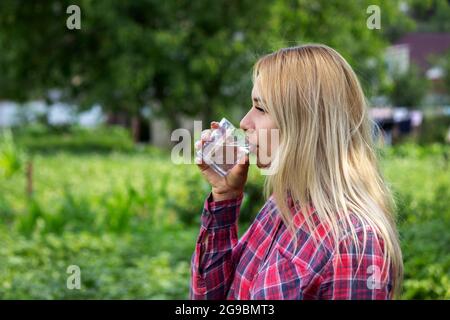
[318,228,393,300]
[189,191,244,300]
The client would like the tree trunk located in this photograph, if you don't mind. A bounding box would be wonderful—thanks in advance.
[131,115,140,143]
[26,159,33,198]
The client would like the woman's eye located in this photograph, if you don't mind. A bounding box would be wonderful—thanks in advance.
[254,106,265,113]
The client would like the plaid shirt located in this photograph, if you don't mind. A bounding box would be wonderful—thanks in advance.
[190,192,393,300]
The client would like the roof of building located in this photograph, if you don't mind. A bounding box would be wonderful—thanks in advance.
[394,32,450,70]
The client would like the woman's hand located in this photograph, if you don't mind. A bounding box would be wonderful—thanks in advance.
[195,121,249,201]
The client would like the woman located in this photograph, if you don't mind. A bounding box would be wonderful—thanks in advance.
[191,44,403,300]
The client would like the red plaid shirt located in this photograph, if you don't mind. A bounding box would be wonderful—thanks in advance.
[190,192,393,300]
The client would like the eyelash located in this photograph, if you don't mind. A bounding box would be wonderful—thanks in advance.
[254,106,265,113]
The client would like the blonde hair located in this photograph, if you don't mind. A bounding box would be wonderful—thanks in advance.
[252,44,403,298]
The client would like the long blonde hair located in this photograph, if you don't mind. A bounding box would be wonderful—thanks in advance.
[252,44,403,298]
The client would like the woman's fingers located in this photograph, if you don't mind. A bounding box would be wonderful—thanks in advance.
[238,154,250,165]
[195,156,209,170]
[194,129,212,152]
[233,154,249,173]
[200,129,212,142]
[211,121,219,129]
[196,122,219,150]
[195,121,219,151]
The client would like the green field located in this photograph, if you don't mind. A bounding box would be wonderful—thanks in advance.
[0,141,449,299]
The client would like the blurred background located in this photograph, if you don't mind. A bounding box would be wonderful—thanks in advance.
[0,0,449,299]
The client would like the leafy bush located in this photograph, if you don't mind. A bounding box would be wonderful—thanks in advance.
[0,227,194,299]
[418,115,450,145]
[388,65,430,107]
[396,182,450,299]
[0,129,25,179]
[382,143,450,299]
[13,125,134,153]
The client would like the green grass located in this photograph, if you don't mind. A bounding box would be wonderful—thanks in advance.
[0,140,449,299]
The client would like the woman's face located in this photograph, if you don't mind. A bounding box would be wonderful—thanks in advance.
[240,79,279,168]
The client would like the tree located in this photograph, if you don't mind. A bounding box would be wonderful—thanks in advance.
[389,64,430,107]
[257,0,415,97]
[0,0,273,139]
[408,0,450,33]
[0,0,414,141]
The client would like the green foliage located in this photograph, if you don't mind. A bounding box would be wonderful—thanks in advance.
[267,0,415,97]
[436,49,450,95]
[408,0,450,33]
[394,182,450,299]
[418,115,450,145]
[0,151,199,298]
[0,0,414,128]
[0,228,194,299]
[13,125,134,154]
[381,144,450,299]
[388,65,430,107]
[0,0,272,128]
[0,129,25,179]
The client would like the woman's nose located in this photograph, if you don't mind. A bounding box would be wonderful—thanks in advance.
[240,112,253,131]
